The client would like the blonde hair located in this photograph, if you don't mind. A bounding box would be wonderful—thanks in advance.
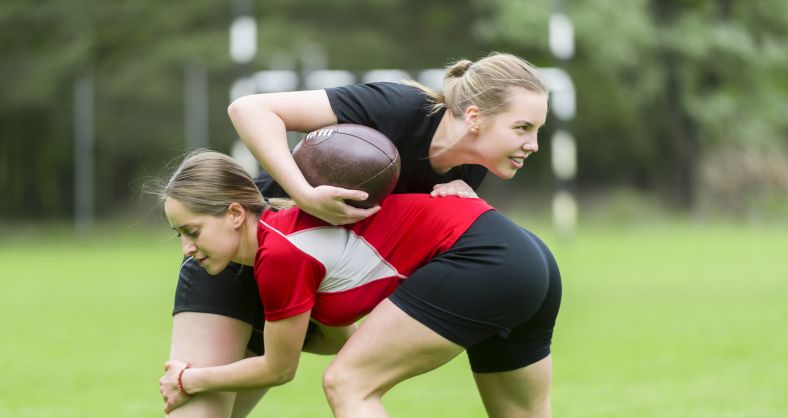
[156,149,294,216]
[405,52,548,117]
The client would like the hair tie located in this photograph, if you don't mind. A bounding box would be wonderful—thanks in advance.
[464,62,473,71]
[263,196,270,205]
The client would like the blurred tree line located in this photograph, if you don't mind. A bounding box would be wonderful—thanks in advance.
[1,0,786,221]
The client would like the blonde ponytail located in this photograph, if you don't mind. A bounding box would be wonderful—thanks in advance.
[406,52,548,117]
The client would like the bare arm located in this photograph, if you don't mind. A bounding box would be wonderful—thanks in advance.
[227,91,334,203]
[228,91,379,225]
[160,311,311,413]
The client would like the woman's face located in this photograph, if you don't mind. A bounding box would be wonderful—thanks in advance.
[476,87,548,179]
[164,197,241,275]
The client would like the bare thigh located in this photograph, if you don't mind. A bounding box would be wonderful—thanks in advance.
[323,300,464,416]
[167,312,252,418]
[473,355,553,418]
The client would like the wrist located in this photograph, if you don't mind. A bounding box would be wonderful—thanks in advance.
[291,184,315,207]
[177,364,195,396]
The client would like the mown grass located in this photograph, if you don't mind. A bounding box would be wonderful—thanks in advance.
[0,218,785,417]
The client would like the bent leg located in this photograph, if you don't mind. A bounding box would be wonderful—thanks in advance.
[167,312,252,418]
[473,355,553,418]
[229,350,269,418]
[323,299,464,418]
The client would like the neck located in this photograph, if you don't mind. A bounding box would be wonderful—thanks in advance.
[429,112,481,174]
[233,215,260,266]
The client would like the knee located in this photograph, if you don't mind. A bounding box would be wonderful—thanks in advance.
[321,362,346,406]
[322,361,361,409]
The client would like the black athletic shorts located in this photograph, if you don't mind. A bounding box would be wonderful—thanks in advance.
[173,257,266,355]
[388,210,562,373]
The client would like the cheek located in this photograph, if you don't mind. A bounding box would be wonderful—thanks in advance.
[214,229,241,255]
[490,131,517,153]
[196,227,227,251]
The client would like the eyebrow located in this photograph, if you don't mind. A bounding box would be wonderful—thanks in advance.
[513,119,545,127]
[171,223,197,231]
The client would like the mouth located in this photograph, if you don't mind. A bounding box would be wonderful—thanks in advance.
[196,256,209,265]
[508,156,525,168]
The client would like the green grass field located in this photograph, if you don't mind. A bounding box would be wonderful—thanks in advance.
[1,219,786,417]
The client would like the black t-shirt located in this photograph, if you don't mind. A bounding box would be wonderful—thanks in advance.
[254,82,487,197]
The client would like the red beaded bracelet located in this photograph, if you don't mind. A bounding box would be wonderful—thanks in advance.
[177,363,193,396]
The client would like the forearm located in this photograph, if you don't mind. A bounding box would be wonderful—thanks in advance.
[227,98,313,200]
[181,355,296,394]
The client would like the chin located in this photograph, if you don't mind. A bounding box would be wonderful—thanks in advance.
[492,169,517,180]
[205,262,230,276]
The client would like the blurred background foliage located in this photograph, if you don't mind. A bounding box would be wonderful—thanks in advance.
[1,0,786,222]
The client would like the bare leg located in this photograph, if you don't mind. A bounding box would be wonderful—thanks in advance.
[473,355,553,418]
[229,349,269,418]
[167,312,252,418]
[322,300,464,417]
[231,321,357,417]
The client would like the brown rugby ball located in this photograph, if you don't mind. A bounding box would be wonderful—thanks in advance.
[292,124,401,208]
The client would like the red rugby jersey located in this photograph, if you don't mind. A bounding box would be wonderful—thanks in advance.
[254,194,493,326]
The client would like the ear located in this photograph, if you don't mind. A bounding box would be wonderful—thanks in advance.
[226,202,247,228]
[463,105,481,130]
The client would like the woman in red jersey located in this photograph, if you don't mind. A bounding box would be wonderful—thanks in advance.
[157,150,561,418]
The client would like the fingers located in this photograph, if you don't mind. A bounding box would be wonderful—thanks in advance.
[160,361,189,413]
[330,205,380,225]
[160,384,186,414]
[332,187,369,203]
[327,188,380,224]
[163,359,182,372]
[430,182,478,198]
[431,189,475,197]
[303,186,381,225]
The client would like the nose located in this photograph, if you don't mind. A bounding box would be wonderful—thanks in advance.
[180,236,197,256]
[523,135,539,153]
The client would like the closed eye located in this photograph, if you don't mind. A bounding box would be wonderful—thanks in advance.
[173,228,199,239]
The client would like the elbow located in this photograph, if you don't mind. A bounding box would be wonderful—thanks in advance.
[280,363,298,384]
[272,368,297,386]
[227,95,248,121]
[263,360,298,387]
[282,370,297,385]
[227,94,264,122]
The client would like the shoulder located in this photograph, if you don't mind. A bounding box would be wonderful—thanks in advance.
[328,82,434,142]
[255,216,328,285]
[326,82,430,117]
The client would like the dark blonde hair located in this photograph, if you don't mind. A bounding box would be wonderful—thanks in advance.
[156,149,293,216]
[406,52,548,117]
